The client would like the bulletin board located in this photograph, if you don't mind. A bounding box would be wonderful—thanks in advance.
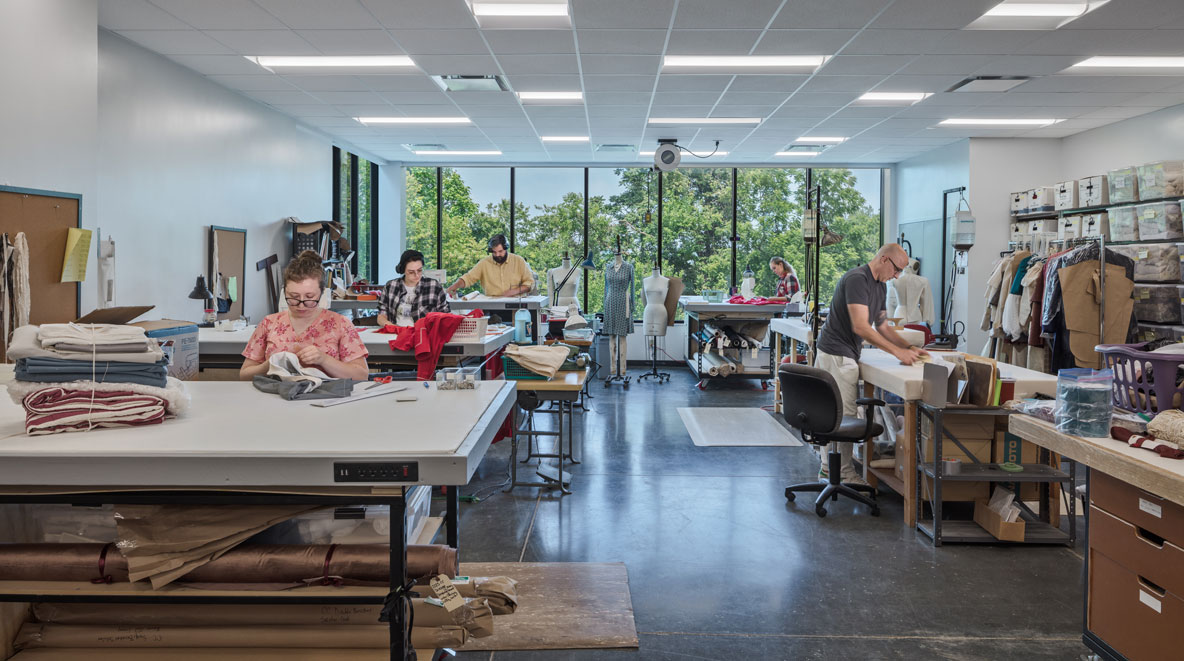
[0,185,82,360]
[207,226,246,321]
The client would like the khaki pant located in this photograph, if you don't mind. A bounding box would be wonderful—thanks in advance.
[815,350,861,476]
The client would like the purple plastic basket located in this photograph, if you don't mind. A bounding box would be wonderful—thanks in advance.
[1096,342,1184,414]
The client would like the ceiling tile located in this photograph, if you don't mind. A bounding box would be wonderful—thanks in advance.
[1015,30,1184,57]
[242,89,324,105]
[728,75,809,93]
[485,30,575,55]
[655,74,733,92]
[840,29,950,56]
[99,0,191,30]
[150,0,287,29]
[571,0,675,29]
[1120,92,1184,107]
[583,75,657,92]
[1076,107,1159,120]
[281,74,374,91]
[870,0,997,29]
[984,92,1137,108]
[363,75,444,92]
[797,75,886,93]
[204,30,319,55]
[167,54,269,75]
[390,29,488,55]
[413,54,499,75]
[497,54,580,75]
[447,91,520,105]
[586,91,653,105]
[458,104,527,117]
[894,54,996,75]
[783,92,860,106]
[653,91,719,106]
[311,90,388,105]
[752,29,857,55]
[712,104,780,116]
[667,30,761,55]
[717,91,791,106]
[360,0,476,29]
[972,55,1084,76]
[380,91,456,105]
[589,105,651,118]
[770,0,892,29]
[295,30,404,55]
[115,30,234,55]
[581,54,661,75]
[271,104,347,117]
[525,106,588,119]
[1016,76,1182,94]
[819,55,914,75]
[576,29,666,55]
[253,0,382,30]
[505,74,583,89]
[206,74,297,90]
[673,0,781,29]
[1063,0,1180,30]
[927,30,1042,56]
[872,74,969,92]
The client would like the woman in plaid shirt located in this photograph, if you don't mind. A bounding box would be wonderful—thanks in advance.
[377,249,451,327]
[768,256,801,303]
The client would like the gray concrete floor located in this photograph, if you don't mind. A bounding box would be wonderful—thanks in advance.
[446,368,1089,661]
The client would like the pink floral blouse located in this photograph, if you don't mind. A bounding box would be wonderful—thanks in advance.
[242,310,368,364]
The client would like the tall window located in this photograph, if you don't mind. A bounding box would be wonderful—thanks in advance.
[659,168,732,317]
[588,168,653,317]
[737,168,805,297]
[442,168,510,292]
[809,168,883,302]
[332,146,378,282]
[515,168,584,305]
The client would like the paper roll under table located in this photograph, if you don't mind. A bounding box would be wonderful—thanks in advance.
[14,623,468,650]
[701,352,732,377]
[7,650,405,661]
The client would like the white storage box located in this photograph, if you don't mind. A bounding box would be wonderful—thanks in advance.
[1113,244,1182,282]
[1108,167,1139,203]
[1010,191,1028,215]
[1010,222,1026,243]
[1135,201,1184,241]
[1028,187,1056,212]
[449,316,489,343]
[1082,212,1109,240]
[1108,206,1140,241]
[1055,181,1079,210]
[1136,160,1184,200]
[1133,284,1184,324]
[1058,215,1083,241]
[1027,219,1057,234]
[1078,175,1109,207]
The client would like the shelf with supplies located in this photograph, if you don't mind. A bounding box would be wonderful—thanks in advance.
[1009,195,1184,222]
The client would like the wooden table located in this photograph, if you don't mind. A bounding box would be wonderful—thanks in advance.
[856,350,1058,527]
[506,370,589,495]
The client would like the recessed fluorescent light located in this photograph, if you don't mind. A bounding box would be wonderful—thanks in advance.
[856,92,933,105]
[356,117,471,125]
[518,91,583,101]
[775,151,820,157]
[248,56,414,68]
[471,3,567,16]
[649,117,762,125]
[663,55,827,69]
[939,118,1062,126]
[1072,56,1184,68]
[413,150,502,156]
[795,137,846,144]
[541,136,589,142]
[984,3,1087,17]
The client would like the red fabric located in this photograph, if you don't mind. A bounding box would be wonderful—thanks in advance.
[385,311,481,380]
[726,295,774,305]
[1111,427,1184,459]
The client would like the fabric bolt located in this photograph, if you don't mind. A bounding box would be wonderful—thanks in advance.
[378,276,449,324]
[251,374,356,400]
[5,377,190,416]
[7,326,165,364]
[241,310,367,365]
[15,357,168,389]
[460,253,534,297]
[817,264,886,361]
[602,261,635,336]
[385,311,478,380]
[20,388,167,436]
[37,323,146,348]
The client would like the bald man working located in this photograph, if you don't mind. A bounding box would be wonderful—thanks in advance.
[814,243,926,483]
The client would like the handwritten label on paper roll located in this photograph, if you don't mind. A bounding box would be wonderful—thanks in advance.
[1140,589,1163,613]
[429,573,465,612]
[1139,497,1163,518]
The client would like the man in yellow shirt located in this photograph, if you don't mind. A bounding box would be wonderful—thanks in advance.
[447,234,535,297]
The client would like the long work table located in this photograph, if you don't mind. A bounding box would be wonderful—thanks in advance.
[0,379,516,660]
[1008,414,1184,661]
[678,297,781,387]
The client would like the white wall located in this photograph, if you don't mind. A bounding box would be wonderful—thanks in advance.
[98,30,332,322]
[1061,104,1184,180]
[0,0,97,246]
[377,164,406,284]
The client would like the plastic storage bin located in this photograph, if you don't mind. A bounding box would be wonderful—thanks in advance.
[1133,284,1183,323]
[1055,181,1079,210]
[1113,244,1182,282]
[1108,167,1140,203]
[1107,206,1140,241]
[449,316,489,343]
[1097,342,1184,414]
[1134,201,1184,241]
[1136,160,1184,200]
[1079,175,1109,207]
[1055,368,1113,437]
[1136,322,1179,343]
[501,354,546,379]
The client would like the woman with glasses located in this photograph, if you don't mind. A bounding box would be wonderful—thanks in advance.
[377,249,450,327]
[238,250,369,381]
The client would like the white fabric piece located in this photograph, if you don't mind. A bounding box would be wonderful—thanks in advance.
[12,232,30,329]
[266,352,330,386]
[503,343,569,379]
[7,326,164,364]
[981,257,1008,332]
[677,407,802,447]
[5,376,191,415]
[38,323,147,348]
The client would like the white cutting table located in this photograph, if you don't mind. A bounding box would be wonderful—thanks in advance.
[199,325,515,369]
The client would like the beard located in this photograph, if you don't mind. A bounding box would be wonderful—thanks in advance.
[492,253,508,264]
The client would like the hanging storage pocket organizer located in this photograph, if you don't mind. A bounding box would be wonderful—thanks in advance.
[1108,167,1140,203]
[1133,284,1184,323]
[1113,244,1182,282]
[1108,206,1140,241]
[1136,160,1184,200]
[1134,201,1184,241]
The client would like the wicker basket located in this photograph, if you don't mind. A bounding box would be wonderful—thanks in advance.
[1096,342,1184,414]
[449,316,489,343]
[501,355,546,380]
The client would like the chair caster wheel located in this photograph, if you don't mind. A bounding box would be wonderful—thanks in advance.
[604,380,610,388]
[696,381,706,390]
[784,489,795,502]
[815,505,827,518]
[871,507,881,517]
[623,381,630,390]
[761,381,769,390]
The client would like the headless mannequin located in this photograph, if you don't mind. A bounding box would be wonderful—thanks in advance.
[643,266,669,337]
[608,253,630,378]
[547,253,581,309]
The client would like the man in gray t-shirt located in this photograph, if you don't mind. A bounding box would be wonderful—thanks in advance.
[813,243,925,483]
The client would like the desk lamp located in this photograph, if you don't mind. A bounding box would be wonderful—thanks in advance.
[188,275,214,325]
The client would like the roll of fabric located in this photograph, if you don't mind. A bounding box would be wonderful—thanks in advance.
[14,623,467,650]
[0,543,457,584]
[412,575,519,615]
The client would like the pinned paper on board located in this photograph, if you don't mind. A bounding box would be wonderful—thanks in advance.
[60,227,92,282]
[228,276,238,302]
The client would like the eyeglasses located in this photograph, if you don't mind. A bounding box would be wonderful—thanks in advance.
[885,256,906,275]
[285,297,320,308]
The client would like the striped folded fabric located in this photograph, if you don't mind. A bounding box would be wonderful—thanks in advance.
[22,387,167,436]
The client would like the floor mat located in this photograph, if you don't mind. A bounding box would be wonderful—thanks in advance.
[678,407,804,447]
[458,562,638,651]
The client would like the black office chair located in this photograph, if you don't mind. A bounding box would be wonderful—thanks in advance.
[780,363,884,517]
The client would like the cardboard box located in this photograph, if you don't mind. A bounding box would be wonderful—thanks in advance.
[1028,187,1055,212]
[973,498,1025,541]
[1081,211,1109,239]
[1010,191,1027,215]
[1091,470,1184,549]
[1088,548,1183,661]
[1058,215,1082,240]
[1027,219,1056,234]
[1078,175,1109,207]
[1090,505,1184,597]
[921,413,999,445]
[131,320,198,381]
[1010,222,1025,243]
[1055,181,1078,210]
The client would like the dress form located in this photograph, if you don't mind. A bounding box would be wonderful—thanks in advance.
[642,266,669,337]
[604,252,633,379]
[547,255,581,309]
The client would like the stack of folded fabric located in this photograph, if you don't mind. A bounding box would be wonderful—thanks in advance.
[4,324,189,436]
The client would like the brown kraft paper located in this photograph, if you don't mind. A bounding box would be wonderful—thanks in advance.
[14,623,467,650]
[411,575,519,614]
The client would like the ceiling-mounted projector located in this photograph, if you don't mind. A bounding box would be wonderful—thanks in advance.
[654,142,680,172]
